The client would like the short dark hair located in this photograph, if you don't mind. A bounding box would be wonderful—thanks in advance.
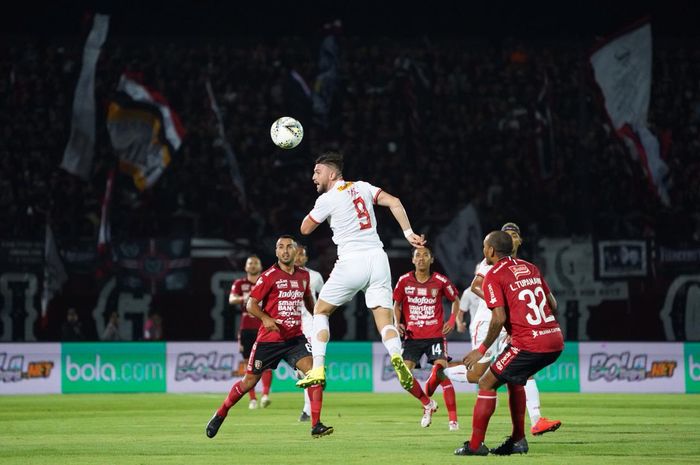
[486,231,513,257]
[315,151,343,174]
[277,234,297,243]
[412,245,433,258]
[246,254,260,261]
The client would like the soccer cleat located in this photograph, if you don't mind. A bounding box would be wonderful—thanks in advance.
[454,441,489,456]
[205,413,225,438]
[311,422,334,438]
[248,399,258,410]
[420,399,438,428]
[490,436,529,455]
[296,366,326,388]
[299,411,310,422]
[390,354,414,390]
[531,417,561,436]
[260,395,271,408]
[448,420,459,431]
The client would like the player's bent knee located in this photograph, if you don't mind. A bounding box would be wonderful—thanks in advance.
[315,329,330,342]
[379,324,399,341]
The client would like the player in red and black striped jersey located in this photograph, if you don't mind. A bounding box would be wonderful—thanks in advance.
[229,255,272,409]
[455,231,563,457]
[393,246,463,430]
[207,236,332,439]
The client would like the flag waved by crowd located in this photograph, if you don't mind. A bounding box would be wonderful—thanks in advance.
[107,73,186,191]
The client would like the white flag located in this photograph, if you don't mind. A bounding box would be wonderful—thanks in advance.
[434,203,483,288]
[41,223,68,316]
[60,14,110,179]
[590,22,670,205]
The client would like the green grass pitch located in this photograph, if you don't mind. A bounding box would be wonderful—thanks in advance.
[2,392,699,464]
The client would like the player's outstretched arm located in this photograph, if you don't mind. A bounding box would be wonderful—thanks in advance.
[376,191,425,248]
[470,275,485,300]
[300,215,320,236]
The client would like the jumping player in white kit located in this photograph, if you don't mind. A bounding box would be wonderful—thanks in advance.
[296,151,426,394]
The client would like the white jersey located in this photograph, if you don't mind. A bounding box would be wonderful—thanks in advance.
[308,180,384,256]
[459,288,481,324]
[472,259,493,323]
[301,267,324,337]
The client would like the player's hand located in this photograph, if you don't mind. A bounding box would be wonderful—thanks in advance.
[503,334,512,345]
[397,323,406,337]
[442,321,454,335]
[463,349,483,370]
[456,321,467,333]
[262,316,281,332]
[406,232,426,248]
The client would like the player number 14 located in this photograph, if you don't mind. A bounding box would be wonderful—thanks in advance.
[518,286,555,326]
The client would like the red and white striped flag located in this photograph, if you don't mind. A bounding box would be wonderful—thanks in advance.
[590,21,670,205]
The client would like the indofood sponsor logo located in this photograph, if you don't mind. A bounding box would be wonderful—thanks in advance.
[62,343,166,393]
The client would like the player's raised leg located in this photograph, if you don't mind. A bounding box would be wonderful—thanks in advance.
[372,306,414,390]
[296,299,335,388]
[525,377,561,435]
[206,372,262,438]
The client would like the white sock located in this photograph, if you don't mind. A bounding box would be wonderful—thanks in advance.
[443,365,468,384]
[311,314,329,369]
[380,325,402,357]
[525,378,541,425]
[303,388,311,415]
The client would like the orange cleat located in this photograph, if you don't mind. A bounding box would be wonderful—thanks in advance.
[531,417,561,436]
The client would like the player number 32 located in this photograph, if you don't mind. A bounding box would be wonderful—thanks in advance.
[518,286,555,326]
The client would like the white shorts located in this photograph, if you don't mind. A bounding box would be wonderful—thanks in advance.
[318,249,393,309]
[470,319,507,364]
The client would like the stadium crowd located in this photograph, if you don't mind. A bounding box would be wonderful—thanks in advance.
[1,33,699,249]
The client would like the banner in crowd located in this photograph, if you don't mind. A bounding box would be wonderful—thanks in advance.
[0,343,61,394]
[107,73,185,191]
[114,237,191,294]
[590,21,670,205]
[61,342,166,393]
[434,203,482,289]
[60,14,110,180]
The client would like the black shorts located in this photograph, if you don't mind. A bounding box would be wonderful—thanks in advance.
[246,336,311,375]
[490,344,562,386]
[402,337,448,367]
[239,329,258,359]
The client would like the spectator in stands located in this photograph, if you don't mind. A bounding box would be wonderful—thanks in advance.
[61,308,85,341]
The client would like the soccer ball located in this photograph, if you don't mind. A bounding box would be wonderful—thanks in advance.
[270,116,304,149]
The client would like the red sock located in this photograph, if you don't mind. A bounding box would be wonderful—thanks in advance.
[470,390,497,450]
[308,384,323,425]
[440,378,457,421]
[425,364,442,397]
[217,381,248,417]
[248,389,257,400]
[507,383,526,440]
[261,369,272,395]
[408,378,430,405]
